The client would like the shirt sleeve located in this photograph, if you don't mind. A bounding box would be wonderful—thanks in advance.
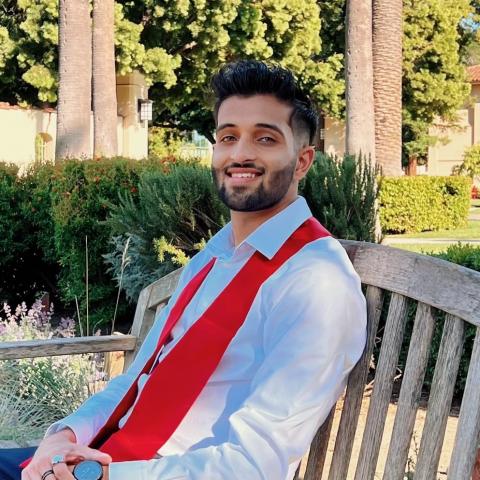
[109,258,367,480]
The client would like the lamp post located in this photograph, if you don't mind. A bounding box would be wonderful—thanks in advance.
[138,99,153,122]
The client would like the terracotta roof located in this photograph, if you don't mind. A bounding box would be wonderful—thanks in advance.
[467,65,480,84]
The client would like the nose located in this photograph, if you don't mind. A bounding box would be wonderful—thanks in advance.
[229,138,256,163]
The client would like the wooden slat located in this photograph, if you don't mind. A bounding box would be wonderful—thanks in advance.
[341,241,480,327]
[0,334,137,360]
[304,406,335,480]
[124,286,157,369]
[147,267,182,309]
[354,293,409,480]
[383,302,436,480]
[413,314,464,480]
[448,327,480,480]
[328,286,385,480]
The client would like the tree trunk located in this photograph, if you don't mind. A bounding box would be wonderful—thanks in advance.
[93,0,118,158]
[56,0,92,159]
[373,0,403,176]
[345,0,376,164]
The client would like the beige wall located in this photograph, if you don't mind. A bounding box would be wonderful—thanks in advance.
[0,72,148,169]
[323,117,346,157]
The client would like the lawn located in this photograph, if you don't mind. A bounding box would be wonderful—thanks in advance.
[386,220,480,240]
[390,243,458,254]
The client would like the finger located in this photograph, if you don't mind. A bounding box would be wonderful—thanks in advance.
[53,462,74,479]
[73,446,112,465]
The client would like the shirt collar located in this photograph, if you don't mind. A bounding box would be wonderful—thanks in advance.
[206,196,313,260]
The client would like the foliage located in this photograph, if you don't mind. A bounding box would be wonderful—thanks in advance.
[148,126,185,159]
[0,300,103,442]
[402,0,473,163]
[301,153,379,242]
[379,176,471,233]
[0,1,345,138]
[453,144,480,180]
[105,163,228,302]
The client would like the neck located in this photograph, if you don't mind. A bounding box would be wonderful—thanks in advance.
[230,195,298,246]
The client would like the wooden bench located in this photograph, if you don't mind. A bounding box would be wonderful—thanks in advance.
[1,241,480,479]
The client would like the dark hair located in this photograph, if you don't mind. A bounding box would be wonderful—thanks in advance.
[211,60,318,145]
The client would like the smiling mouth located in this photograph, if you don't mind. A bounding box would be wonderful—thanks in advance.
[225,167,264,179]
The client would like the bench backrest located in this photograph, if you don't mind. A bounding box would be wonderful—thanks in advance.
[1,241,479,478]
[126,241,480,480]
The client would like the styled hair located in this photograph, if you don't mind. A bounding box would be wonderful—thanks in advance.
[211,60,318,145]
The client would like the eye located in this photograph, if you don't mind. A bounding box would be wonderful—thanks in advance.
[219,135,236,143]
[258,136,276,144]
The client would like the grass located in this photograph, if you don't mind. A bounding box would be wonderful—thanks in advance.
[386,221,480,240]
[390,243,458,254]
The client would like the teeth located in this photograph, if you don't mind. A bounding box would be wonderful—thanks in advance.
[231,173,257,178]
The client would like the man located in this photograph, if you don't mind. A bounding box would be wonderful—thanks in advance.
[3,60,366,480]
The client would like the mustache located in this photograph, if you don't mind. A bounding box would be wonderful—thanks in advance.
[222,162,266,174]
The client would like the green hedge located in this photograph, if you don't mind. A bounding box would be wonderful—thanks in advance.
[379,176,471,234]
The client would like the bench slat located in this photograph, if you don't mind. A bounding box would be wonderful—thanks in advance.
[447,327,480,480]
[328,285,384,480]
[354,293,409,480]
[413,314,464,480]
[304,406,335,480]
[383,302,436,480]
[0,335,137,360]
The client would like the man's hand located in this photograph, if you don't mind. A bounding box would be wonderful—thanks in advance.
[21,428,111,480]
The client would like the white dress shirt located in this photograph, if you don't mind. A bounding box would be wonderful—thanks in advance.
[49,196,366,480]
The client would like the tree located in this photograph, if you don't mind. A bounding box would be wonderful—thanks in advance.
[56,0,91,159]
[0,1,346,141]
[373,0,403,176]
[92,0,117,158]
[402,0,472,165]
[345,0,376,162]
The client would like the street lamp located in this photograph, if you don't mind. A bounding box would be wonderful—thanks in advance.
[138,99,153,122]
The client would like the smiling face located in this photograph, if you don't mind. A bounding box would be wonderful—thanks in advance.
[212,94,313,213]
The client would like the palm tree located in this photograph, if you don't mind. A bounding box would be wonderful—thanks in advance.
[345,0,376,164]
[56,0,92,159]
[373,0,403,175]
[92,0,118,158]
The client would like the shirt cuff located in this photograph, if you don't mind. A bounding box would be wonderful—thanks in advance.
[45,418,91,446]
[108,458,187,480]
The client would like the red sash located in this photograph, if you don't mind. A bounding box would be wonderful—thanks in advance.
[21,217,330,467]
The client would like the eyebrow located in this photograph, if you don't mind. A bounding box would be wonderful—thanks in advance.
[216,122,286,139]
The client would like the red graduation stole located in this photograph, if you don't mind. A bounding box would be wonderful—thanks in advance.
[23,217,330,468]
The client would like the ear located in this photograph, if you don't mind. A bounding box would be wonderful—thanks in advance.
[294,146,315,181]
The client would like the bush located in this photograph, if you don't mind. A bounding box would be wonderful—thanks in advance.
[453,144,480,180]
[105,163,228,302]
[0,300,103,443]
[301,153,379,242]
[379,176,471,233]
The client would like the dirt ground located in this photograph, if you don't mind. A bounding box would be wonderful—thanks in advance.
[298,395,458,479]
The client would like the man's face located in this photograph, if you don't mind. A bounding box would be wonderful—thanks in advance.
[212,94,301,212]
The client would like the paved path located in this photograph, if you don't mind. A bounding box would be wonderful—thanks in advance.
[383,237,480,245]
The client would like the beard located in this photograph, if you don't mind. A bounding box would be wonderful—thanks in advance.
[212,160,296,212]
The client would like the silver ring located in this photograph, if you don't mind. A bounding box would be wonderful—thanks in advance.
[41,470,55,480]
[51,453,66,466]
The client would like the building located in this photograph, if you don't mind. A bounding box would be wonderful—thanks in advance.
[319,65,480,177]
[0,72,149,169]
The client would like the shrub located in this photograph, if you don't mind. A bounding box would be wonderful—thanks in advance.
[453,144,480,180]
[379,176,471,233]
[105,163,228,302]
[0,300,103,443]
[301,153,379,242]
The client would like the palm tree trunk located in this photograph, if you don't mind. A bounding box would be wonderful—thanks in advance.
[345,0,376,164]
[56,0,92,159]
[373,0,403,176]
[92,0,118,158]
